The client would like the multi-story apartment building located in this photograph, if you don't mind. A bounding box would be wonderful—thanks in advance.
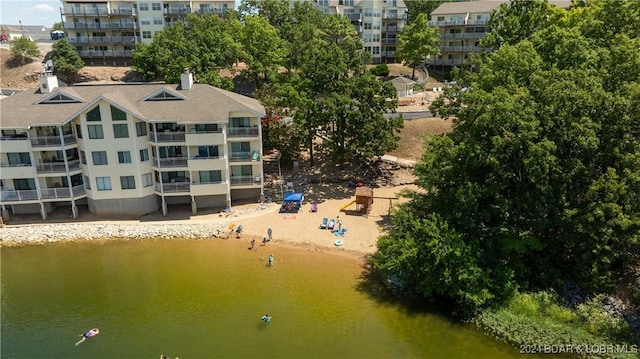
[0,70,265,220]
[60,0,235,66]
[428,0,571,68]
[301,0,408,64]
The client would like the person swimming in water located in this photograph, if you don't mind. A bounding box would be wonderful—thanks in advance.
[75,328,99,346]
[261,314,271,323]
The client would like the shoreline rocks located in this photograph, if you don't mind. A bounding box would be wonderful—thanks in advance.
[0,223,231,247]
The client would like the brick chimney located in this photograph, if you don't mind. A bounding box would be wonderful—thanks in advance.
[180,68,193,90]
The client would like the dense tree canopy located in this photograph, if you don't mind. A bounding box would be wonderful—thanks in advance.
[10,37,39,64]
[132,14,235,89]
[395,13,440,79]
[51,39,84,81]
[371,0,640,315]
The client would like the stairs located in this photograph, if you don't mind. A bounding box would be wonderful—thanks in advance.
[262,150,283,203]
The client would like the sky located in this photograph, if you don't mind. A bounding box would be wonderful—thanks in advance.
[1,0,63,27]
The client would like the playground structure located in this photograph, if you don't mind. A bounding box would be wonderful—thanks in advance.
[339,187,398,217]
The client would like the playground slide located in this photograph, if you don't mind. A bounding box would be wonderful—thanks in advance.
[339,199,356,212]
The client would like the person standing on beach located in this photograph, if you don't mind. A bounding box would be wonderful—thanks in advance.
[267,226,273,241]
[337,216,343,231]
[268,253,274,266]
[250,239,255,250]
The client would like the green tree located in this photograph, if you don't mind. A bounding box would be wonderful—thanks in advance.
[131,14,235,89]
[371,3,640,315]
[482,0,566,49]
[51,39,84,81]
[236,15,286,87]
[52,22,64,31]
[395,13,440,80]
[10,37,39,64]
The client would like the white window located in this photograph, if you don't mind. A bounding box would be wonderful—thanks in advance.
[152,3,161,11]
[141,18,151,25]
[139,3,149,11]
[96,177,112,191]
[118,151,132,164]
[113,124,129,138]
[84,176,91,190]
[142,173,153,187]
[153,17,163,25]
[142,31,152,39]
[140,148,150,161]
[92,151,108,165]
[120,176,135,189]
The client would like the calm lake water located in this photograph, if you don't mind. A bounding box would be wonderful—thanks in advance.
[1,239,550,359]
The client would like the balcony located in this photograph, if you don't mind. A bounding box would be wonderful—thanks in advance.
[441,45,483,52]
[185,129,224,145]
[230,175,261,187]
[196,8,226,15]
[0,133,28,141]
[381,38,398,44]
[164,7,191,15]
[77,50,133,57]
[382,13,407,20]
[109,8,136,16]
[384,26,399,33]
[36,159,81,174]
[429,20,465,27]
[30,134,77,148]
[1,185,85,202]
[155,182,191,193]
[347,13,362,21]
[228,127,259,137]
[152,157,188,168]
[442,32,486,40]
[229,151,259,162]
[190,181,228,196]
[61,7,109,16]
[426,58,465,66]
[149,131,186,143]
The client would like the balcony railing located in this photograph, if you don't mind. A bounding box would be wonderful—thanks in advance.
[155,182,191,193]
[230,175,261,186]
[441,45,483,52]
[61,7,109,15]
[109,8,136,16]
[442,32,486,39]
[1,185,85,202]
[382,13,407,20]
[31,134,77,147]
[229,151,259,162]
[40,185,86,199]
[228,127,258,137]
[36,159,81,173]
[150,131,186,142]
[69,36,139,44]
[164,7,191,15]
[152,157,188,168]
[191,155,221,160]
[0,162,31,168]
[0,134,28,141]
[381,38,398,44]
[77,50,133,57]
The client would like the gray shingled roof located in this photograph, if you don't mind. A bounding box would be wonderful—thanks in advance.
[431,0,571,16]
[0,82,265,129]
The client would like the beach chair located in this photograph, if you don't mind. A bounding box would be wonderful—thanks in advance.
[320,217,328,229]
[311,201,318,212]
[327,218,336,230]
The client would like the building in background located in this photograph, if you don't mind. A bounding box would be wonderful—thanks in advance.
[0,69,264,220]
[428,0,571,69]
[301,0,408,64]
[60,0,235,66]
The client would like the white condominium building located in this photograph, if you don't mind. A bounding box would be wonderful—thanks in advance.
[428,0,572,68]
[60,0,235,65]
[0,70,265,220]
[300,0,408,64]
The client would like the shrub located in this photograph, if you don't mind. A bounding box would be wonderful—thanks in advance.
[10,37,39,65]
[370,63,390,76]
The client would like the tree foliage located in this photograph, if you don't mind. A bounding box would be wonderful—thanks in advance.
[51,39,84,81]
[10,37,39,64]
[235,15,286,87]
[132,14,235,89]
[52,22,64,31]
[371,0,640,316]
[395,13,440,79]
[404,0,451,23]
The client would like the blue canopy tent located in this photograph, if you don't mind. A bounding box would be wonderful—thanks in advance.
[281,193,304,213]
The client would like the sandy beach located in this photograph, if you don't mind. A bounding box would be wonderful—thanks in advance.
[1,184,418,260]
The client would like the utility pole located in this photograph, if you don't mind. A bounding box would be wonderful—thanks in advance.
[19,20,25,37]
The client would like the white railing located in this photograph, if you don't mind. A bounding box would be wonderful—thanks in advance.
[0,185,85,202]
[30,134,77,147]
[155,182,191,193]
[152,157,188,168]
[230,175,260,186]
[36,159,81,173]
[228,127,259,137]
